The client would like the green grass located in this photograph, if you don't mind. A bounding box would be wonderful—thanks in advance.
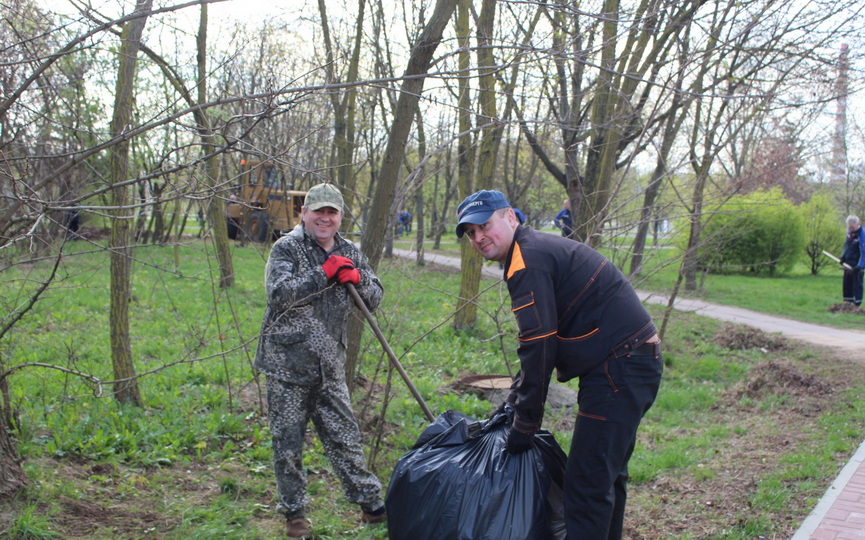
[633,245,865,330]
[402,232,865,330]
[0,236,864,538]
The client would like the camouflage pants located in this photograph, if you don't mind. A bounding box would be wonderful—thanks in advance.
[265,375,384,519]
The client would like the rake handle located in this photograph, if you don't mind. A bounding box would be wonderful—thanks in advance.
[345,282,436,423]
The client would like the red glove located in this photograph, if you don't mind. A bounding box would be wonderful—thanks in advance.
[337,267,361,285]
[322,255,354,279]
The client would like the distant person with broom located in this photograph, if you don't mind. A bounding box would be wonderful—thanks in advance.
[841,215,865,307]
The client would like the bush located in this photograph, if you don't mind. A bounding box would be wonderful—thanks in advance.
[798,192,845,275]
[700,188,804,276]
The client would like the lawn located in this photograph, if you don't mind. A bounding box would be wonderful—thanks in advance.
[0,236,863,538]
[398,232,864,330]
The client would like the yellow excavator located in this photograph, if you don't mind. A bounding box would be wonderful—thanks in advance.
[225,160,306,242]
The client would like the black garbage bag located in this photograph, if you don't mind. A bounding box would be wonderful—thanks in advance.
[386,409,567,540]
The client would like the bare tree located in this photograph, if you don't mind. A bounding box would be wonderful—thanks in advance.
[678,0,856,291]
[108,0,154,406]
[629,34,692,278]
[362,0,458,271]
[318,0,367,220]
[196,4,235,287]
[508,0,703,246]
[452,0,480,330]
[454,0,546,329]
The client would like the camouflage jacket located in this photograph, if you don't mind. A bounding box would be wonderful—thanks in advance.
[253,225,384,386]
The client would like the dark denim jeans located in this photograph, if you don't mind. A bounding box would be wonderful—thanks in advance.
[564,349,663,540]
[843,268,863,305]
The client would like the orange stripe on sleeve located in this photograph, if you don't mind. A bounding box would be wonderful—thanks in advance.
[507,242,526,279]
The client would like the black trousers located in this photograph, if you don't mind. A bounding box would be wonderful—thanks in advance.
[843,268,863,306]
[564,348,664,540]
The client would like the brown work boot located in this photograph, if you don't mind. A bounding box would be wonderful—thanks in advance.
[361,506,387,525]
[286,516,311,538]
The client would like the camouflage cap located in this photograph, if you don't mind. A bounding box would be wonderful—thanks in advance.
[305,183,344,213]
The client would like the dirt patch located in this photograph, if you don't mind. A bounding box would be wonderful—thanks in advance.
[59,496,171,537]
[713,324,789,351]
[0,458,275,539]
[625,353,855,539]
[828,302,865,315]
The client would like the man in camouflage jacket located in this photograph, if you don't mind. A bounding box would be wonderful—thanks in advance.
[254,183,386,538]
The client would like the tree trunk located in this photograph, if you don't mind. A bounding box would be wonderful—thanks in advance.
[108,0,152,406]
[319,0,366,225]
[578,0,621,246]
[195,4,234,287]
[629,55,689,277]
[361,0,457,271]
[683,161,711,291]
[456,0,505,325]
[453,0,481,330]
[415,188,425,264]
[414,108,427,265]
[0,356,27,498]
[0,425,26,499]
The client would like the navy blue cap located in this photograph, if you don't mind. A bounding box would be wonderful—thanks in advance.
[455,190,511,238]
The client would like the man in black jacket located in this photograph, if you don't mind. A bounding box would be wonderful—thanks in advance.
[456,190,663,540]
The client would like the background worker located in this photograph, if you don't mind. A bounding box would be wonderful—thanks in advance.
[841,215,865,306]
[456,189,663,540]
[254,183,387,538]
[554,198,574,238]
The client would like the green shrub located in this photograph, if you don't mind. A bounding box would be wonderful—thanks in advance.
[798,192,845,275]
[700,188,804,276]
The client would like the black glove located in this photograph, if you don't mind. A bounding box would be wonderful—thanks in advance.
[490,401,507,419]
[506,427,535,454]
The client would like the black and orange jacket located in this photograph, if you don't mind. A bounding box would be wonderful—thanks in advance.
[503,226,656,436]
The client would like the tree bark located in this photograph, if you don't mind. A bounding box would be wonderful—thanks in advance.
[0,354,27,498]
[108,0,153,406]
[455,0,502,329]
[196,4,234,287]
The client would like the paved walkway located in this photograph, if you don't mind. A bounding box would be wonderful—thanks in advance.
[636,292,864,356]
[392,247,865,538]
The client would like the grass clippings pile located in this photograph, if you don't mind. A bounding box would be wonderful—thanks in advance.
[59,495,168,538]
[712,324,789,351]
[718,360,834,417]
[727,360,833,403]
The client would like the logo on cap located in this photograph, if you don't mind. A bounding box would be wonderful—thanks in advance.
[455,190,511,238]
